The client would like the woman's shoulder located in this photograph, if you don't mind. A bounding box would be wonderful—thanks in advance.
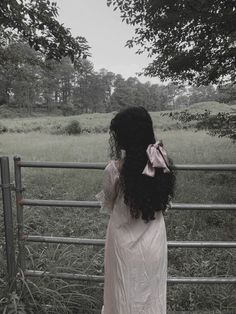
[105,159,123,174]
[114,159,124,173]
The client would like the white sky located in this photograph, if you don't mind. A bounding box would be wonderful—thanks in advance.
[56,0,162,84]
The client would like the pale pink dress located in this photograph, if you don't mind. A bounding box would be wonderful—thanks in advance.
[96,161,167,314]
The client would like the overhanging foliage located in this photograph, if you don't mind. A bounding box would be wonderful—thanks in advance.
[0,0,90,63]
[108,0,236,85]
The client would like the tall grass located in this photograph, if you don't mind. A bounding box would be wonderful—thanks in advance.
[0,111,235,313]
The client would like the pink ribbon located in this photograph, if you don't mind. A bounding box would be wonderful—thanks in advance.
[142,141,170,177]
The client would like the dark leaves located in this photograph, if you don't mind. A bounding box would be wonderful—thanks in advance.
[107,0,236,85]
[0,0,90,63]
[168,109,236,141]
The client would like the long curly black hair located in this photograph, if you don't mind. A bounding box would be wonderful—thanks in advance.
[109,106,175,222]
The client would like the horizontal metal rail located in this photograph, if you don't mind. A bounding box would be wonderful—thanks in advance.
[167,277,236,284]
[20,199,99,207]
[171,164,236,171]
[24,235,105,245]
[23,270,236,284]
[24,270,104,282]
[17,161,106,169]
[16,161,236,171]
[171,203,236,210]
[19,199,236,210]
[23,235,236,248]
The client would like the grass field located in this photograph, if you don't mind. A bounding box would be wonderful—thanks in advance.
[0,104,236,313]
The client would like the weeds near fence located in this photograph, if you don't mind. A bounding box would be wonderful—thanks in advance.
[1,291,27,314]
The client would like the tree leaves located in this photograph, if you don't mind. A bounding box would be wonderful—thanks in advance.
[0,0,90,63]
[167,109,236,141]
[107,0,236,85]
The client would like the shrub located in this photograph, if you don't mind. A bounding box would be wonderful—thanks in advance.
[196,112,236,141]
[1,292,27,314]
[165,110,236,141]
[64,120,82,135]
[93,125,109,133]
[50,123,65,135]
[61,102,76,116]
[0,123,7,133]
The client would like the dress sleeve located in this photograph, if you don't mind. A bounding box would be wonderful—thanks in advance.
[96,161,119,214]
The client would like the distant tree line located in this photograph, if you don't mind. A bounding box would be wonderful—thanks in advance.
[0,40,235,116]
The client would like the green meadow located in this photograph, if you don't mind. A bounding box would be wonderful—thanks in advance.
[0,105,235,313]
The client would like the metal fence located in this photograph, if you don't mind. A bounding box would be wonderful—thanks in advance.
[1,155,236,292]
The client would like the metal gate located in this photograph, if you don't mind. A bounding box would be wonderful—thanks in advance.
[1,155,236,292]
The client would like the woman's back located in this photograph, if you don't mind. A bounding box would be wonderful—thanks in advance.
[98,161,167,314]
[97,106,175,314]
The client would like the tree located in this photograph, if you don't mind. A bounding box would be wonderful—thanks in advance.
[0,40,116,115]
[149,84,169,110]
[188,85,217,105]
[0,41,42,112]
[110,75,172,111]
[108,0,236,85]
[98,69,116,112]
[217,84,236,104]
[110,74,130,109]
[0,0,90,62]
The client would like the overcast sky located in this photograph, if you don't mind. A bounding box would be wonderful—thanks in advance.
[56,0,162,84]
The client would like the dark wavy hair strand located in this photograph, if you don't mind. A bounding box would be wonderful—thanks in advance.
[109,106,175,222]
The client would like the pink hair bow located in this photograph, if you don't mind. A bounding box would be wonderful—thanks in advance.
[142,141,170,177]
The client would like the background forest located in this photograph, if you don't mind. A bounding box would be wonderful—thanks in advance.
[1,40,236,118]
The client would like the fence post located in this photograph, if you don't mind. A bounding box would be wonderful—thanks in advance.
[14,156,26,272]
[0,156,16,291]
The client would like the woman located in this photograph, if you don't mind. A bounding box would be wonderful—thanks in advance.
[96,106,175,314]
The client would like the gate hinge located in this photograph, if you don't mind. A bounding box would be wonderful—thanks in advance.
[0,183,15,190]
[0,183,25,192]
